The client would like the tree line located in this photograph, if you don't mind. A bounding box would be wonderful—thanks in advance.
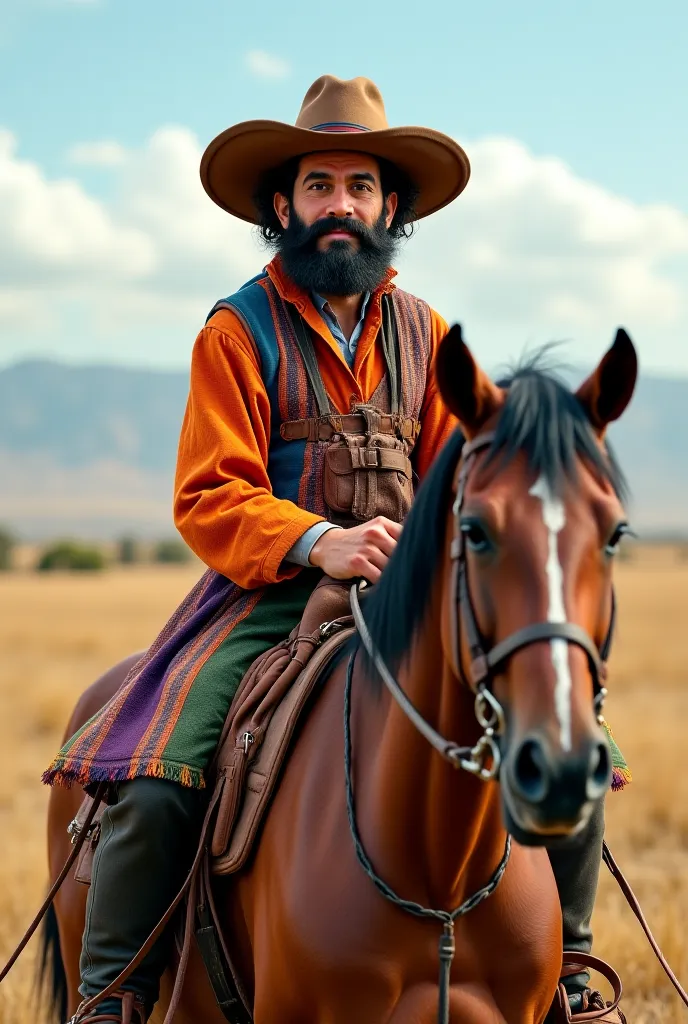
[0,527,193,572]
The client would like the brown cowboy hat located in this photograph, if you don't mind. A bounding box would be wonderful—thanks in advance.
[200,75,470,224]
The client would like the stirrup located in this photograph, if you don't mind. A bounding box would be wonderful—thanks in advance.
[548,952,627,1022]
[68,989,146,1024]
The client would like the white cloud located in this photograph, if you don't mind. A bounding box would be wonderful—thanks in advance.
[1,126,687,373]
[0,129,154,288]
[394,135,688,372]
[67,140,129,166]
[244,49,291,80]
[0,126,258,363]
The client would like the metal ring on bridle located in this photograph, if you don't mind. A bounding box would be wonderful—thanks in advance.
[454,733,502,781]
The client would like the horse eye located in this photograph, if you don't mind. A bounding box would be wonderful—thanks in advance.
[604,522,632,557]
[460,520,491,553]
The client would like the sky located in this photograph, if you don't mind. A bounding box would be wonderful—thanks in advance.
[0,0,687,375]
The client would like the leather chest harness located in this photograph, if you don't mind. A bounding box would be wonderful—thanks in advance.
[283,295,420,525]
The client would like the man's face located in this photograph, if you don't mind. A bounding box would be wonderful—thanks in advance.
[274,151,397,245]
[272,152,400,297]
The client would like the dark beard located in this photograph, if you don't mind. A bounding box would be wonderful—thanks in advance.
[276,211,397,297]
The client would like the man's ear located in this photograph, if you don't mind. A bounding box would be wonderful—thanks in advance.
[575,328,638,437]
[384,191,398,230]
[274,192,290,230]
[435,324,504,437]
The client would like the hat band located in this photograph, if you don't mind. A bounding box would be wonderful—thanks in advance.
[309,121,371,133]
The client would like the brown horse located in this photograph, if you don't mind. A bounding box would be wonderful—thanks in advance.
[44,325,637,1024]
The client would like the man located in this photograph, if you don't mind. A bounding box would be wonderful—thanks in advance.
[45,75,615,1023]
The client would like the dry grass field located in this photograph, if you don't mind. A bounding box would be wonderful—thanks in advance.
[0,552,687,1023]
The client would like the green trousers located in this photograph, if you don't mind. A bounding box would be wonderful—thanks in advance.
[80,572,319,1015]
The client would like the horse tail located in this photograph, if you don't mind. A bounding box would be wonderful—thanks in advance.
[36,902,68,1024]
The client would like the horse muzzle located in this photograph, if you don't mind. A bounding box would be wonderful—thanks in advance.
[500,728,611,846]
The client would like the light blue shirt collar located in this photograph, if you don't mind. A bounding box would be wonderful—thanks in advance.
[312,291,371,368]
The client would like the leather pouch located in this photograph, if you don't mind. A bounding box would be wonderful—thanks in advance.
[323,405,414,522]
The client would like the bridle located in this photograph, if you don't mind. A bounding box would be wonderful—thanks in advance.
[347,433,688,1022]
[351,430,615,783]
[345,429,618,1024]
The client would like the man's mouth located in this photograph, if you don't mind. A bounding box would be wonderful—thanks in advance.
[320,230,357,243]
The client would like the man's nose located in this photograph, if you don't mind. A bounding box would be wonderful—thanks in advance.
[327,185,354,219]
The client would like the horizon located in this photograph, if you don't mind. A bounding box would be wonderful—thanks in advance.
[3,349,688,385]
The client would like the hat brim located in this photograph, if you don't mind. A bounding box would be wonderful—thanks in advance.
[200,120,470,223]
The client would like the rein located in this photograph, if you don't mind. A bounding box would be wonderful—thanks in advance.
[343,649,511,1024]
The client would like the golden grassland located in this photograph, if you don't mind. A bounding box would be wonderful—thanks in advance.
[0,552,687,1023]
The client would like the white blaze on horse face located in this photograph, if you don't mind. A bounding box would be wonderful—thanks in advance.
[528,474,572,752]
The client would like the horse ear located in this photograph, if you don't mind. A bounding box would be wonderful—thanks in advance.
[436,324,504,438]
[575,328,638,436]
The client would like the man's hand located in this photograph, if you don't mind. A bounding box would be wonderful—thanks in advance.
[309,517,402,584]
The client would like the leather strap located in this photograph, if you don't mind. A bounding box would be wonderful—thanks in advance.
[478,621,605,689]
[0,782,107,986]
[347,446,411,473]
[449,431,610,701]
[286,295,402,423]
[195,859,251,1023]
[380,293,400,414]
[559,952,622,1020]
[280,413,419,443]
[350,583,477,768]
[71,989,146,1024]
[287,305,332,418]
[602,841,688,1008]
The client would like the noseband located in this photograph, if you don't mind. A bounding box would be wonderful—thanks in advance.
[351,430,614,782]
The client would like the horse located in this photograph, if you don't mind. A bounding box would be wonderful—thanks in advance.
[43,324,638,1024]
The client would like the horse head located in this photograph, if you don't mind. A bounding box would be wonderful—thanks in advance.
[434,325,637,845]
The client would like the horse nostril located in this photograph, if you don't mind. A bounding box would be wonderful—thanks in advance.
[587,740,611,799]
[512,738,550,802]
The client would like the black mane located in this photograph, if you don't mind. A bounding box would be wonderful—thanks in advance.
[362,355,627,679]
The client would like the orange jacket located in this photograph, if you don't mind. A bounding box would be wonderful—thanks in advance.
[174,258,456,589]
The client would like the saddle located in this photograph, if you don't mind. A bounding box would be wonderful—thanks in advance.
[209,574,354,871]
[72,574,354,886]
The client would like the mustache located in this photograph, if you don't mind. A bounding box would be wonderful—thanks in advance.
[289,215,379,247]
[277,208,397,297]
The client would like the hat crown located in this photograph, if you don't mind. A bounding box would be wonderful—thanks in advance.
[294,75,389,133]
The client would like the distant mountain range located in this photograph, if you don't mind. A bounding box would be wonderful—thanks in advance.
[0,358,686,538]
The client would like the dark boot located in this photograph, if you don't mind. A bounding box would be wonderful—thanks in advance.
[545,799,612,1018]
[78,777,205,1018]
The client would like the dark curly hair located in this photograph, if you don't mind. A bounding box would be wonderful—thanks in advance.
[252,155,420,246]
